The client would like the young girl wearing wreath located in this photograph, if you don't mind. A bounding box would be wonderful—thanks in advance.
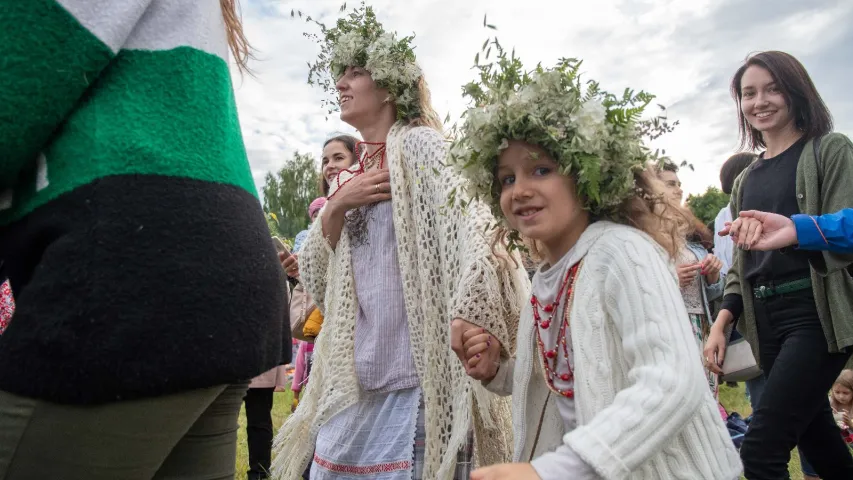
[271,5,527,479]
[450,42,742,479]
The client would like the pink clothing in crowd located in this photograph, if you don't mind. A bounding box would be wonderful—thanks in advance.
[291,341,314,392]
[0,280,13,335]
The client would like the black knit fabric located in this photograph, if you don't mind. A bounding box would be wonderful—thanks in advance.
[0,175,289,404]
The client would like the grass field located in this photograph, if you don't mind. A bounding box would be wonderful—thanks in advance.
[235,384,805,479]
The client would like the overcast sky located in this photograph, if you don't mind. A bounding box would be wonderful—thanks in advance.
[232,0,853,199]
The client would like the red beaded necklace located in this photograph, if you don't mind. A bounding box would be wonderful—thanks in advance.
[532,261,581,399]
[326,141,386,200]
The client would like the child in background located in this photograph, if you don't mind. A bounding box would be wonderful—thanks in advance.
[831,370,853,444]
[0,280,13,335]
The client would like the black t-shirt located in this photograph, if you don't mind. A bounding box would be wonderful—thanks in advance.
[720,137,815,317]
[741,138,813,282]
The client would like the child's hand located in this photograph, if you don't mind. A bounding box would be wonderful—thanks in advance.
[470,462,540,480]
[450,319,501,382]
[700,254,722,284]
[676,262,701,288]
[462,327,501,381]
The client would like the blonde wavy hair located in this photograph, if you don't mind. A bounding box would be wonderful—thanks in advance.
[405,76,444,132]
[491,164,691,264]
[221,0,253,73]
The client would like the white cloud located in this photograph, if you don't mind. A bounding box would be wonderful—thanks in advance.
[232,0,853,198]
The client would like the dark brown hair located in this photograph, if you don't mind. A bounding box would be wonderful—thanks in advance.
[660,160,679,174]
[319,135,360,196]
[719,152,757,195]
[730,51,833,151]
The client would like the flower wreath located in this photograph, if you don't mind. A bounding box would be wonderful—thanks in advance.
[294,2,423,121]
[447,33,677,242]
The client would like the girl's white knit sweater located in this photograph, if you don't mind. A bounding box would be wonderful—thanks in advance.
[485,221,743,479]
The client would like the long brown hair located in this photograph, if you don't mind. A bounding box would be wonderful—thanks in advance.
[407,76,444,132]
[730,51,832,151]
[619,167,692,259]
[719,152,757,195]
[221,0,254,73]
[653,163,713,249]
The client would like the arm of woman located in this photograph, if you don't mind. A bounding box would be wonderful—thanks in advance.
[1,0,153,187]
[811,133,853,274]
[401,128,529,359]
[791,209,853,253]
[298,217,334,313]
[704,274,725,302]
[556,234,710,478]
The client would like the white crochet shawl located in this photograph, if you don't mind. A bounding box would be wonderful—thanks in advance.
[272,123,530,479]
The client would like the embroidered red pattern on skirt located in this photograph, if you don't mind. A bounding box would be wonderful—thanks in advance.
[313,453,411,475]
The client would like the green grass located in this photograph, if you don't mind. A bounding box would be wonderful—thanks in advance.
[235,384,806,479]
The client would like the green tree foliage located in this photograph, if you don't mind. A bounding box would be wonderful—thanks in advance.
[262,151,319,239]
[686,186,730,226]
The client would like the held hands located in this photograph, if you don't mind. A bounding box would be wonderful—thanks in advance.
[717,210,798,251]
[450,319,502,382]
[328,168,391,212]
[470,462,541,480]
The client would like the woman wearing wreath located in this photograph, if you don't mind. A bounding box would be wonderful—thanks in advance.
[272,5,528,479]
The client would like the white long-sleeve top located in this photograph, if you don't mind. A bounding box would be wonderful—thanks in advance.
[714,204,734,276]
[485,221,742,480]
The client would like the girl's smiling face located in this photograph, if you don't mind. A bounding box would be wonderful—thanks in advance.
[496,141,589,263]
[321,140,357,185]
[739,65,795,136]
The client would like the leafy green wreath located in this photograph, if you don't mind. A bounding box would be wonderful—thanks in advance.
[447,28,678,228]
[294,2,422,121]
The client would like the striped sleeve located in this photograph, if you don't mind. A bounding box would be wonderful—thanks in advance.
[0,0,152,186]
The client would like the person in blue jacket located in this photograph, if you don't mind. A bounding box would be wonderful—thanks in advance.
[722,208,853,253]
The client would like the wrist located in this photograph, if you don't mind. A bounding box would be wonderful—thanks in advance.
[713,310,734,330]
[325,198,346,217]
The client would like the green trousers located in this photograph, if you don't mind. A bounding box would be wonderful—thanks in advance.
[0,383,247,480]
